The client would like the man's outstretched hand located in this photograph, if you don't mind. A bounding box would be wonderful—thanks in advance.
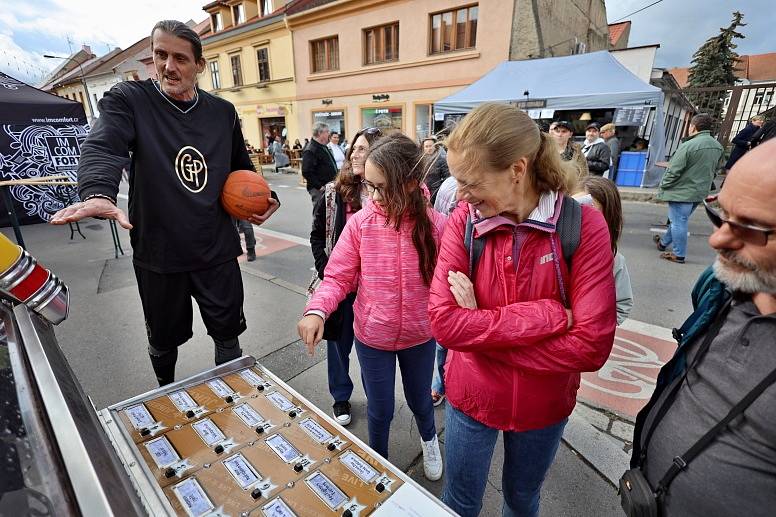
[50,197,132,229]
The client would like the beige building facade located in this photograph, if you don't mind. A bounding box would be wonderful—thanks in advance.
[287,0,608,142]
[199,1,299,149]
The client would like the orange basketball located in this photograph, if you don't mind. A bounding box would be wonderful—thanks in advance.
[221,170,271,220]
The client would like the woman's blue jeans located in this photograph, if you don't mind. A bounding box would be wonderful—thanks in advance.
[442,404,567,517]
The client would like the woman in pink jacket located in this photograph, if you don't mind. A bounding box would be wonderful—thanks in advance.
[298,133,447,481]
[428,103,617,517]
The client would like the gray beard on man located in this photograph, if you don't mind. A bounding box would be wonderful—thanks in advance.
[713,252,776,294]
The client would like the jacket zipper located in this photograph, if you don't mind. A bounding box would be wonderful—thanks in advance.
[396,227,403,350]
[511,226,520,424]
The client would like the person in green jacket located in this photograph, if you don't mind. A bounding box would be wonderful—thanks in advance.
[654,114,724,263]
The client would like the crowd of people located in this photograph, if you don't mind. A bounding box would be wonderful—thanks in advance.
[298,103,640,516]
[50,19,775,517]
[298,98,775,516]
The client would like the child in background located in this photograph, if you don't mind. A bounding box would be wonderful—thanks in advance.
[575,176,634,324]
[298,133,447,481]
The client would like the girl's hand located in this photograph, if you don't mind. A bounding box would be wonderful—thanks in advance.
[297,314,325,356]
[448,271,477,309]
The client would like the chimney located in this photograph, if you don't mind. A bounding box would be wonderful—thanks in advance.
[81,44,92,54]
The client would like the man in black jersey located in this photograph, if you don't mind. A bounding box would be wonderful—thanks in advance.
[51,20,280,386]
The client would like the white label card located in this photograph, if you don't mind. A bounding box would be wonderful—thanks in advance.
[265,434,301,463]
[233,403,265,427]
[265,391,294,412]
[125,404,154,429]
[144,436,180,468]
[239,368,270,388]
[173,478,215,517]
[169,390,198,411]
[298,418,332,444]
[223,453,261,489]
[207,378,234,397]
[262,497,296,517]
[192,418,226,446]
[339,451,379,483]
[305,472,348,510]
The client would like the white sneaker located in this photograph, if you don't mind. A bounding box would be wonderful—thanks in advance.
[421,435,443,481]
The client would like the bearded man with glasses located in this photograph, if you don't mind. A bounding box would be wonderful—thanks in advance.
[625,139,776,517]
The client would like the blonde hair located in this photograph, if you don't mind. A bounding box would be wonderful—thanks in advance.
[445,102,576,194]
[752,115,766,122]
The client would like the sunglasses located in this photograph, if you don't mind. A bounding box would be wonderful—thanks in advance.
[358,127,382,137]
[703,195,775,246]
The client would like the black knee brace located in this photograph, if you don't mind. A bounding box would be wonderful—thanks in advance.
[214,337,242,366]
[148,346,178,387]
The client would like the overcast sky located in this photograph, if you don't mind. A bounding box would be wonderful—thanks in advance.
[608,0,776,68]
[1,0,774,85]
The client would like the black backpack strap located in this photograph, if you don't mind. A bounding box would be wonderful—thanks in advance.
[656,362,776,496]
[464,213,486,278]
[557,195,582,268]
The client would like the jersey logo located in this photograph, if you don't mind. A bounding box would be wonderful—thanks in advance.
[175,146,208,193]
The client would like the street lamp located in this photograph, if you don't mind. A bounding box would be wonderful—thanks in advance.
[43,54,95,119]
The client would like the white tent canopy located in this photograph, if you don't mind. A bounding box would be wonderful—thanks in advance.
[435,51,665,186]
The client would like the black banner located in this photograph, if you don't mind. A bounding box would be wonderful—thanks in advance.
[0,72,88,226]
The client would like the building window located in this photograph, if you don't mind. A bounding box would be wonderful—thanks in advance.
[233,4,245,24]
[313,110,345,136]
[430,5,477,54]
[231,55,243,87]
[256,47,271,82]
[362,106,402,132]
[209,60,221,89]
[211,12,223,32]
[261,0,273,16]
[311,36,339,73]
[415,104,432,140]
[364,22,399,65]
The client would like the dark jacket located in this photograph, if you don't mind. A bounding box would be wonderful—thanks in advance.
[310,186,355,340]
[302,139,338,190]
[751,119,776,148]
[423,149,450,204]
[605,136,621,174]
[631,267,732,467]
[725,122,759,169]
[582,139,611,175]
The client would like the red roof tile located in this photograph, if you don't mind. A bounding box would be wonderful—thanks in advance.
[608,21,631,46]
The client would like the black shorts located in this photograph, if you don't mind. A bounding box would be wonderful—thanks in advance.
[134,260,247,351]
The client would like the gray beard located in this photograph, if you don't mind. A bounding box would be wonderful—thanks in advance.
[713,255,776,294]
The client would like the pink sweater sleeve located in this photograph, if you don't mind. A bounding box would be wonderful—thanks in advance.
[304,212,362,318]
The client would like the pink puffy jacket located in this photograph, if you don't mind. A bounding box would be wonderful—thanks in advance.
[429,193,617,431]
[306,199,446,351]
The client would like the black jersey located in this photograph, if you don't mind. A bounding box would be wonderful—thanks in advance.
[78,79,261,273]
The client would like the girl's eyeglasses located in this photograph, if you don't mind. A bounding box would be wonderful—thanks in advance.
[361,178,383,196]
[704,195,775,246]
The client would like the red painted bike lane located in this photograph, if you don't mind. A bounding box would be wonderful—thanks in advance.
[578,322,678,421]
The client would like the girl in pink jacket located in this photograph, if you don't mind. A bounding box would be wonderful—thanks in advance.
[298,133,446,481]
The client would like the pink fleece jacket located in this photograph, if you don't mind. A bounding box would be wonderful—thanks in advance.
[305,199,446,350]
